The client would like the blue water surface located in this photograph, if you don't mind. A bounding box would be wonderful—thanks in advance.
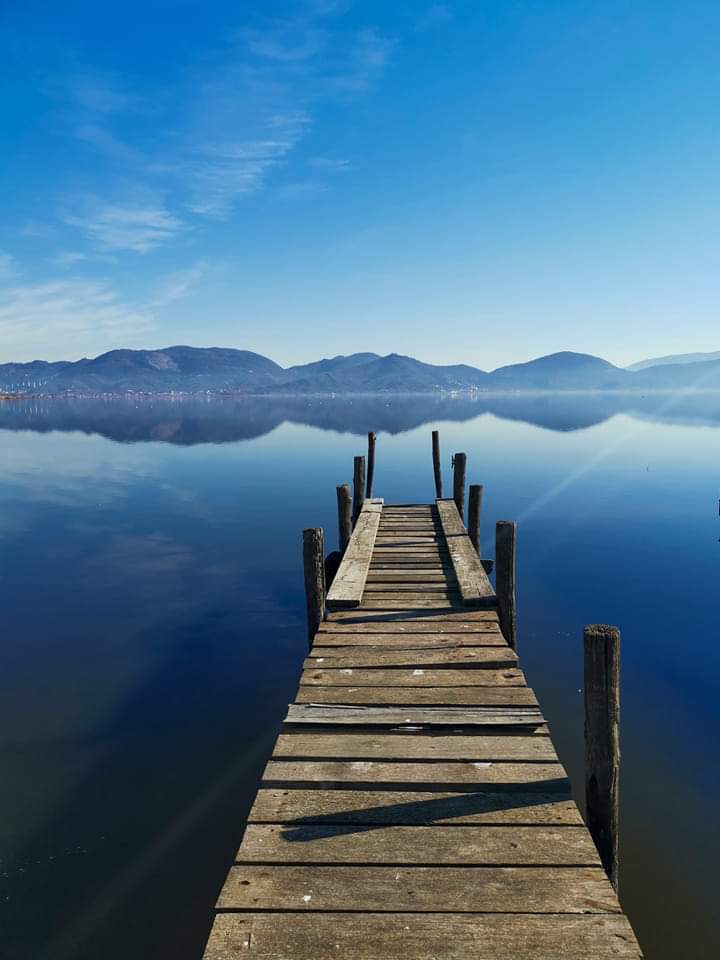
[0,395,718,959]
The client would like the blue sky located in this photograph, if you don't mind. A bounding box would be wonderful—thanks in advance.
[1,0,719,367]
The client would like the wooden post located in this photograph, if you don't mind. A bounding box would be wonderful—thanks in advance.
[352,455,365,525]
[336,483,352,552]
[452,452,467,520]
[468,484,483,554]
[302,528,325,647]
[432,430,442,498]
[584,624,620,892]
[495,520,516,651]
[366,432,376,499]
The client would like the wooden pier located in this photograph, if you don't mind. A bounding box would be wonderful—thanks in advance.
[203,451,642,958]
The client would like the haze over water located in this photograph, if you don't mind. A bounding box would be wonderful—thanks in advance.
[0,395,718,959]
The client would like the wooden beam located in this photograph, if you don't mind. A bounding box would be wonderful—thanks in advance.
[325,506,381,609]
[436,499,495,606]
[352,455,365,524]
[366,432,376,498]
[431,429,442,497]
[496,520,517,651]
[584,623,620,892]
[336,483,352,552]
[302,528,325,647]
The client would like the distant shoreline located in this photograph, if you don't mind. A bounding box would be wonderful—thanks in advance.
[5,387,720,401]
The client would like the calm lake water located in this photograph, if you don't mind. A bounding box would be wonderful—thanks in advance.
[1,394,719,959]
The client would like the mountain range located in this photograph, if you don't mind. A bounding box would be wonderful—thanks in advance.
[3,346,720,396]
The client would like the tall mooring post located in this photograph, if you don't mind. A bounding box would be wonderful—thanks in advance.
[302,528,325,648]
[366,432,376,499]
[352,455,366,525]
[452,452,467,520]
[432,430,443,498]
[336,484,352,553]
[495,520,517,651]
[584,624,621,892]
[468,483,483,554]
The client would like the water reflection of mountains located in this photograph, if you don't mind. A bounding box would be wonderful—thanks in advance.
[2,393,720,443]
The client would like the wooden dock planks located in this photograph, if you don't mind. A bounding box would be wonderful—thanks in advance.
[203,501,642,959]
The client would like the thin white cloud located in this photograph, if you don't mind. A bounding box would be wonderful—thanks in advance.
[415,4,454,32]
[64,201,185,253]
[0,251,16,277]
[186,113,310,216]
[245,25,328,62]
[0,279,152,359]
[149,264,205,308]
[308,156,352,172]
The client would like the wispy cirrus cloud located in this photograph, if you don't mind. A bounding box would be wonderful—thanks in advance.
[0,251,17,277]
[63,200,185,253]
[415,4,454,32]
[0,279,152,358]
[29,8,394,256]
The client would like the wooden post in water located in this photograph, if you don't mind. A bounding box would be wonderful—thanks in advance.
[336,483,352,552]
[468,483,483,554]
[584,624,620,893]
[302,528,325,647]
[452,452,467,520]
[432,430,443,498]
[495,520,517,651]
[352,455,365,525]
[366,432,376,498]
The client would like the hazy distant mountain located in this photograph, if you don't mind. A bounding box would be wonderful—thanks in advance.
[627,350,720,371]
[489,352,630,389]
[2,345,720,396]
[631,357,720,389]
[278,353,489,393]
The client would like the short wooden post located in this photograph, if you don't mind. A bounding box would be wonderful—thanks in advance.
[432,430,442,498]
[302,528,325,647]
[336,483,352,552]
[495,520,516,651]
[468,484,483,554]
[352,455,365,524]
[452,452,467,520]
[584,624,620,892]
[366,432,376,498]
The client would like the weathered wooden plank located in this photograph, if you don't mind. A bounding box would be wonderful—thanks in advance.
[272,733,555,761]
[285,704,543,726]
[326,610,498,624]
[295,686,537,706]
[248,788,580,826]
[326,507,381,609]
[312,631,506,647]
[300,667,526,687]
[435,497,467,536]
[368,571,451,577]
[436,498,496,606]
[358,600,485,610]
[262,760,568,788]
[204,913,642,959]
[364,583,454,592]
[236,824,601,865]
[216,864,620,913]
[319,620,500,636]
[305,647,517,667]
